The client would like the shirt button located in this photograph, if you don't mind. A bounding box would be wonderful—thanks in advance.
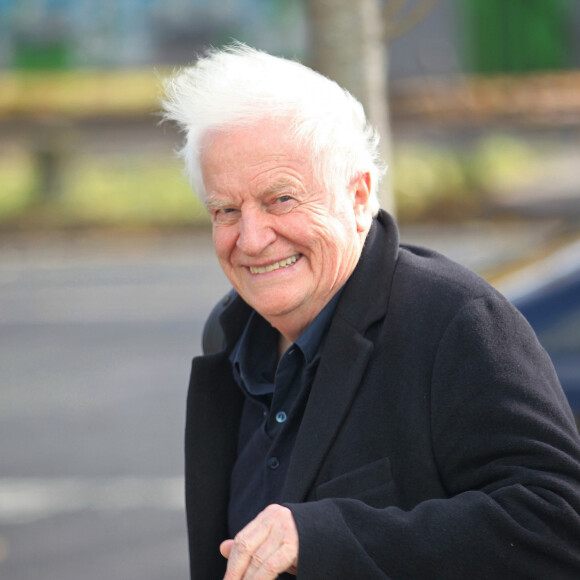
[267,457,280,470]
[275,411,287,423]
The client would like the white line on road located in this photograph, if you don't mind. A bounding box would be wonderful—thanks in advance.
[0,477,185,524]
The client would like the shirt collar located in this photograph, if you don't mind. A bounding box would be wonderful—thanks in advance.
[230,288,344,394]
[293,289,342,365]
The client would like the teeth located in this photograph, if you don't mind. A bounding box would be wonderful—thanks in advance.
[250,255,299,274]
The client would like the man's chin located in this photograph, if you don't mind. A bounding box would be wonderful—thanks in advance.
[245,295,302,321]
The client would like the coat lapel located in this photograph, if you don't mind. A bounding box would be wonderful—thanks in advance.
[282,210,400,502]
[282,319,375,502]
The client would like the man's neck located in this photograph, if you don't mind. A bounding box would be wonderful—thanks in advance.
[277,333,292,361]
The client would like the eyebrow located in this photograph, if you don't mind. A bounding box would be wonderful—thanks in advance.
[205,195,233,211]
[261,179,300,197]
[205,178,302,210]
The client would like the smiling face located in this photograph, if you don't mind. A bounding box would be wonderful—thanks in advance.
[201,119,373,343]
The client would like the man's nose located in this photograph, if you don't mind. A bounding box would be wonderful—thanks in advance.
[236,208,276,256]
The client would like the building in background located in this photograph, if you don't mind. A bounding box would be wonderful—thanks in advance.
[0,0,306,70]
[388,0,580,78]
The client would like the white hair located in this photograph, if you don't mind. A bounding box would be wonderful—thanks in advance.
[161,42,384,213]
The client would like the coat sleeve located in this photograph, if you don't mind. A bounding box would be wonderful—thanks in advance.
[287,295,580,579]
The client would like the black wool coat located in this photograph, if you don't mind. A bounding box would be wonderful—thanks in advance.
[185,210,580,579]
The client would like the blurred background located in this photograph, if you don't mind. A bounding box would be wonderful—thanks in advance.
[1,1,579,578]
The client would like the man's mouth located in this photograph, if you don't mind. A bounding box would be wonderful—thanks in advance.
[249,254,300,275]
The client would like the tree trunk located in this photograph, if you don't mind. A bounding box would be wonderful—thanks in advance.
[304,0,395,215]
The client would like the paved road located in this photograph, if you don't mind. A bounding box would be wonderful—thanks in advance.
[0,222,573,579]
[0,232,228,580]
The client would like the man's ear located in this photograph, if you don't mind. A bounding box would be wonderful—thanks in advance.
[352,172,373,233]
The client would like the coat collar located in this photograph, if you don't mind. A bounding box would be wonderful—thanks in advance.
[334,209,400,334]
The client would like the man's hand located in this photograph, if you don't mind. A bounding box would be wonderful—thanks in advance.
[220,504,298,579]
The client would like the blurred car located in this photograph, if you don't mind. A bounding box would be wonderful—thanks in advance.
[507,247,580,428]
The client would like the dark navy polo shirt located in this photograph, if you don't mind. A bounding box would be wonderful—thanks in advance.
[227,291,342,537]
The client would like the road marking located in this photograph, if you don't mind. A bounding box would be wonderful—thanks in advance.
[0,477,185,524]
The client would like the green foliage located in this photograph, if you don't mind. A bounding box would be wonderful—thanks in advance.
[393,134,540,222]
[468,134,539,190]
[59,155,207,226]
[461,0,574,73]
[0,149,39,217]
[0,150,209,229]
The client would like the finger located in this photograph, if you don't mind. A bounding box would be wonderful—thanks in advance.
[243,532,280,578]
[248,539,298,580]
[226,505,299,580]
[261,549,298,578]
[257,508,299,577]
[224,514,272,579]
[220,539,234,560]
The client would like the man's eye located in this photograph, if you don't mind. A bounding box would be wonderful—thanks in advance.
[269,194,298,214]
[212,207,239,223]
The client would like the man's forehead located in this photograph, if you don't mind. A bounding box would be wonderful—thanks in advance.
[205,174,311,207]
[201,117,296,152]
[201,128,313,178]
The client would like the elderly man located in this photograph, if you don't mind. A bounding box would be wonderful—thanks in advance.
[162,44,580,579]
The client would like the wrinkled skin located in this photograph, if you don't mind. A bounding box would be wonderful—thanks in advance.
[201,119,373,346]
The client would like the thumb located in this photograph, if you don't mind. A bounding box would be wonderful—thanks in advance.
[220,539,234,560]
